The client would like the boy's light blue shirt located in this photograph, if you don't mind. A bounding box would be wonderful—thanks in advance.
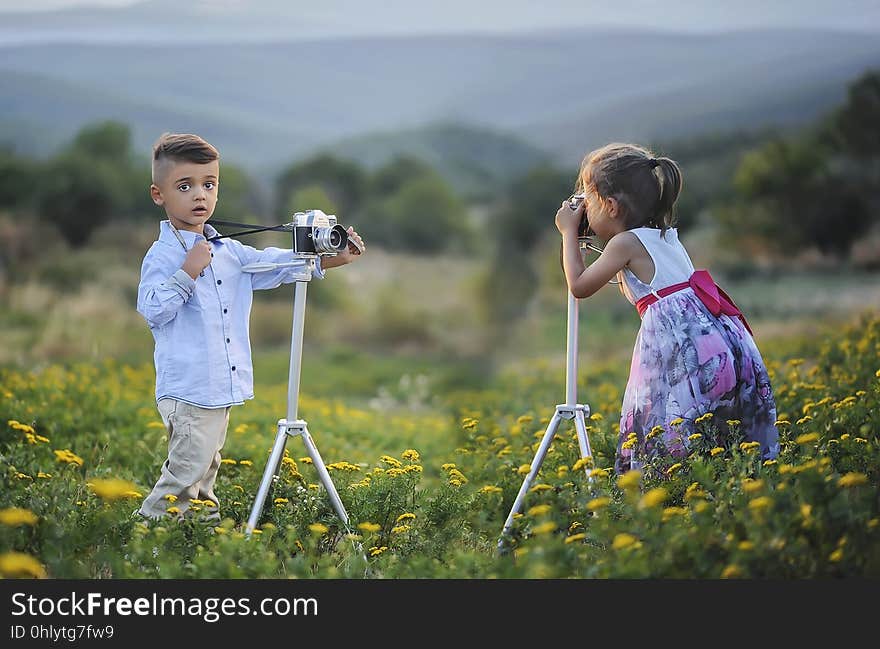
[137,220,325,408]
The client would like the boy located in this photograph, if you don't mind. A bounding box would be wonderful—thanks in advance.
[136,132,365,522]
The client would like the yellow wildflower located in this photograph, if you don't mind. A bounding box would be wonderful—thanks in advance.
[639,487,668,510]
[829,549,844,562]
[748,496,773,512]
[589,468,610,478]
[529,483,553,493]
[738,541,754,551]
[617,470,642,490]
[612,533,639,550]
[721,564,742,579]
[531,521,557,535]
[88,478,141,501]
[670,418,685,426]
[0,508,38,527]
[742,479,764,493]
[666,463,683,476]
[308,523,329,535]
[478,485,503,494]
[0,552,46,579]
[662,507,688,522]
[358,522,381,533]
[53,449,84,467]
[838,472,868,488]
[565,533,586,544]
[391,525,411,534]
[401,449,420,462]
[587,497,611,511]
[710,447,724,457]
[528,504,553,517]
[796,432,820,445]
[396,513,416,523]
[572,457,593,472]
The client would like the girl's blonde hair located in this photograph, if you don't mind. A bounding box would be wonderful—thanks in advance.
[576,143,683,234]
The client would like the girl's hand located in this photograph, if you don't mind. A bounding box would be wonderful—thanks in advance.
[555,199,584,236]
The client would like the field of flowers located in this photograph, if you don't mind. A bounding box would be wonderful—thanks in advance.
[1,312,878,578]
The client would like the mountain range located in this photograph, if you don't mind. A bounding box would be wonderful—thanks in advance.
[1,13,878,183]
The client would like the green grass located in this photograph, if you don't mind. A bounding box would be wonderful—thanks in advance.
[1,312,878,578]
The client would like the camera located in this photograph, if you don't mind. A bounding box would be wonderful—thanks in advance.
[290,210,349,256]
[568,193,594,238]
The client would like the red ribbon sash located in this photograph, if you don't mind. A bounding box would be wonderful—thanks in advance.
[635,269,752,335]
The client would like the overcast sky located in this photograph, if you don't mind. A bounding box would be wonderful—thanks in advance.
[1,0,878,33]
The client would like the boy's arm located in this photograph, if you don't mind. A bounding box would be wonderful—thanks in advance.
[136,248,196,328]
[232,242,326,290]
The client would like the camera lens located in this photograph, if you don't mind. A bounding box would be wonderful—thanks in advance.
[313,224,349,253]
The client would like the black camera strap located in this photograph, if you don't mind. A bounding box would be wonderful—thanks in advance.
[206,219,291,242]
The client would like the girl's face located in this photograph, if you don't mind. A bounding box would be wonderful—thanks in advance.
[584,184,621,242]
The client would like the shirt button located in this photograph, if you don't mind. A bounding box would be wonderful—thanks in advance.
[217,279,222,285]
[223,308,228,314]
[226,338,231,343]
[231,366,236,371]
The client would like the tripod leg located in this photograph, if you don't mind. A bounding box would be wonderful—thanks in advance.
[498,411,563,549]
[246,424,289,535]
[300,426,350,526]
[573,409,593,476]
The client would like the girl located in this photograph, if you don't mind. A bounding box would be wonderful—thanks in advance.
[555,142,779,474]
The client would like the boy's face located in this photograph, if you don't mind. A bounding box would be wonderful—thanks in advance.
[150,159,220,233]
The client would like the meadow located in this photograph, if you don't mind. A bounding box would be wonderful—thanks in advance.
[1,294,878,578]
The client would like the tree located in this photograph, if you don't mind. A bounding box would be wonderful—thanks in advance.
[720,71,879,259]
[276,154,366,221]
[362,174,470,253]
[0,147,37,209]
[38,152,127,247]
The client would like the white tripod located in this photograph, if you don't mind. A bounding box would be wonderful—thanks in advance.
[497,243,597,550]
[243,257,350,536]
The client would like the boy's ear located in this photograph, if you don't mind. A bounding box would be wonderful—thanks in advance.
[150,183,164,206]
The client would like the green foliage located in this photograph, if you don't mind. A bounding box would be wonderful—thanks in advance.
[0,147,38,209]
[481,165,572,337]
[276,154,366,221]
[37,151,128,248]
[286,184,338,218]
[720,71,879,258]
[2,313,878,578]
[362,173,471,253]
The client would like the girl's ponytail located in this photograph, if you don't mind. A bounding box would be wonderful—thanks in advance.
[653,157,683,230]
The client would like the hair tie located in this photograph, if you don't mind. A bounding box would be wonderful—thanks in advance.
[649,158,660,168]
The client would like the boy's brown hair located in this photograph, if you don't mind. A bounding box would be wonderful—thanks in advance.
[151,132,219,183]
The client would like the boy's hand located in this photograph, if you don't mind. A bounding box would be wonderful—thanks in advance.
[182,241,212,279]
[330,227,366,266]
[556,199,584,236]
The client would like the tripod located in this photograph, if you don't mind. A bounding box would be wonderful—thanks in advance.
[243,257,350,536]
[497,244,596,550]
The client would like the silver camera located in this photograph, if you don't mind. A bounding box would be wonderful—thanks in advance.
[290,209,349,256]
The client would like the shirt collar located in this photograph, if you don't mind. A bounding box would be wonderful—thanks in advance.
[159,220,224,245]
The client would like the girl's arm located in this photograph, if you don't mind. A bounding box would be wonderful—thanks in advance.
[560,232,633,299]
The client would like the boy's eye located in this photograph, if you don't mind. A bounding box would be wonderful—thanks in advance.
[205,182,215,190]
[178,183,190,192]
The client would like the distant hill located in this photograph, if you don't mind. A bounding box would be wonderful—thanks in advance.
[323,123,549,198]
[0,28,877,181]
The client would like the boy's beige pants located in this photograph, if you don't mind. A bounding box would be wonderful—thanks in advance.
[139,398,230,522]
